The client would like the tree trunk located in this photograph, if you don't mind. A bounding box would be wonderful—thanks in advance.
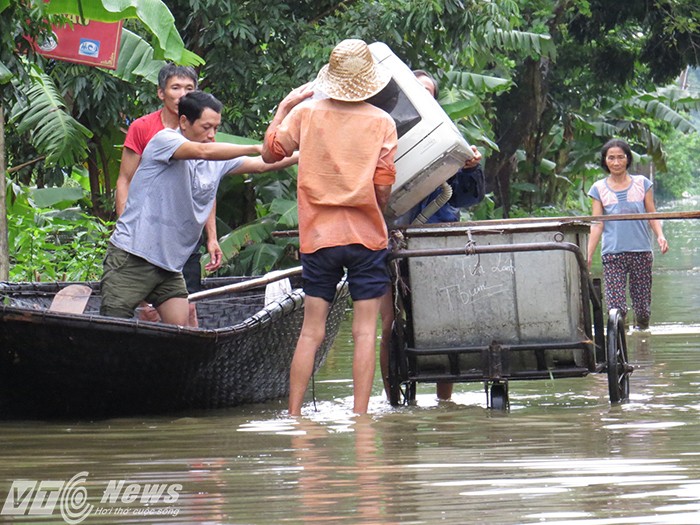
[489,57,550,216]
[0,102,9,281]
[486,1,570,217]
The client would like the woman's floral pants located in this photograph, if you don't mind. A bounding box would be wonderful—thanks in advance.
[602,251,653,326]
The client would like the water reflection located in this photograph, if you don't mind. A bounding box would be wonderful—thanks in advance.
[284,416,396,524]
[1,209,699,524]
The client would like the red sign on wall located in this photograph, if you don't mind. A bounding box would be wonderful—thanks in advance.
[32,18,123,70]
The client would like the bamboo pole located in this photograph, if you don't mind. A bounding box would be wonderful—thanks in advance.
[451,210,700,226]
[272,210,700,237]
[188,266,303,301]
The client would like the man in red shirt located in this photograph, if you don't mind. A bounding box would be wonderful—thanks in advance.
[262,39,398,415]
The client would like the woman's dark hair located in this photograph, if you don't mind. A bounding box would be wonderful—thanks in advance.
[412,69,439,100]
[600,138,633,173]
[178,91,223,124]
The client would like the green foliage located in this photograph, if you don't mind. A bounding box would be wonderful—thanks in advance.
[461,194,497,221]
[632,90,699,134]
[0,1,56,87]
[111,29,166,84]
[166,0,529,138]
[225,238,293,276]
[31,186,85,208]
[567,0,700,85]
[51,60,143,209]
[485,0,700,215]
[9,211,112,281]
[655,129,700,199]
[5,0,700,279]
[446,71,511,93]
[6,173,112,281]
[1,0,209,229]
[482,29,556,60]
[0,61,10,83]
[9,64,92,167]
[269,199,298,228]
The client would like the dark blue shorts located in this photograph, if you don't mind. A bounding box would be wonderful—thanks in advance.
[181,250,202,293]
[300,244,390,302]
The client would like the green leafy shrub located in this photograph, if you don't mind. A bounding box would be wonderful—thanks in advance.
[6,178,113,282]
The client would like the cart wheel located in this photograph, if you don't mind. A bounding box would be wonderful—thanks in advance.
[488,381,509,410]
[388,320,408,406]
[607,308,630,403]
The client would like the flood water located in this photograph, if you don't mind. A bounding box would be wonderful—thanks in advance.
[1,200,699,525]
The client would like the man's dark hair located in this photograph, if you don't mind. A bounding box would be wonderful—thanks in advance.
[158,63,198,90]
[178,91,223,124]
[600,138,633,173]
[412,69,439,100]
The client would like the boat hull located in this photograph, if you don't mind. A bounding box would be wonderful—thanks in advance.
[0,278,349,418]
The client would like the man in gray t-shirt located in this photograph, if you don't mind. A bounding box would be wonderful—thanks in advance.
[110,127,242,273]
[101,91,296,324]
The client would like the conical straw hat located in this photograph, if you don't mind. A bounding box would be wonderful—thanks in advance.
[314,39,391,102]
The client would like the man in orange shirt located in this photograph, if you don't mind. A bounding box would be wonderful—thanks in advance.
[262,39,398,415]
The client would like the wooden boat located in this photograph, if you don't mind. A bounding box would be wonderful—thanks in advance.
[0,274,349,419]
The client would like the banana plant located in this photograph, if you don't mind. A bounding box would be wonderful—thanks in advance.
[1,0,202,170]
[111,29,166,84]
[0,0,203,279]
[9,63,93,167]
[521,85,700,211]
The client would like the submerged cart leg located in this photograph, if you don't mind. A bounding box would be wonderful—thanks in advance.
[485,381,509,410]
[592,278,606,363]
[607,308,631,403]
[388,320,412,406]
[387,330,402,406]
[406,380,416,403]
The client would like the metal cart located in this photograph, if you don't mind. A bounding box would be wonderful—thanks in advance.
[386,220,631,409]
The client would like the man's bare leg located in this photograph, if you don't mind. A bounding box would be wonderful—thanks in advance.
[156,297,190,326]
[288,296,331,416]
[351,297,382,414]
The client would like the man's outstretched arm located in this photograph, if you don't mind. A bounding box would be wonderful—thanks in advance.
[173,141,261,161]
